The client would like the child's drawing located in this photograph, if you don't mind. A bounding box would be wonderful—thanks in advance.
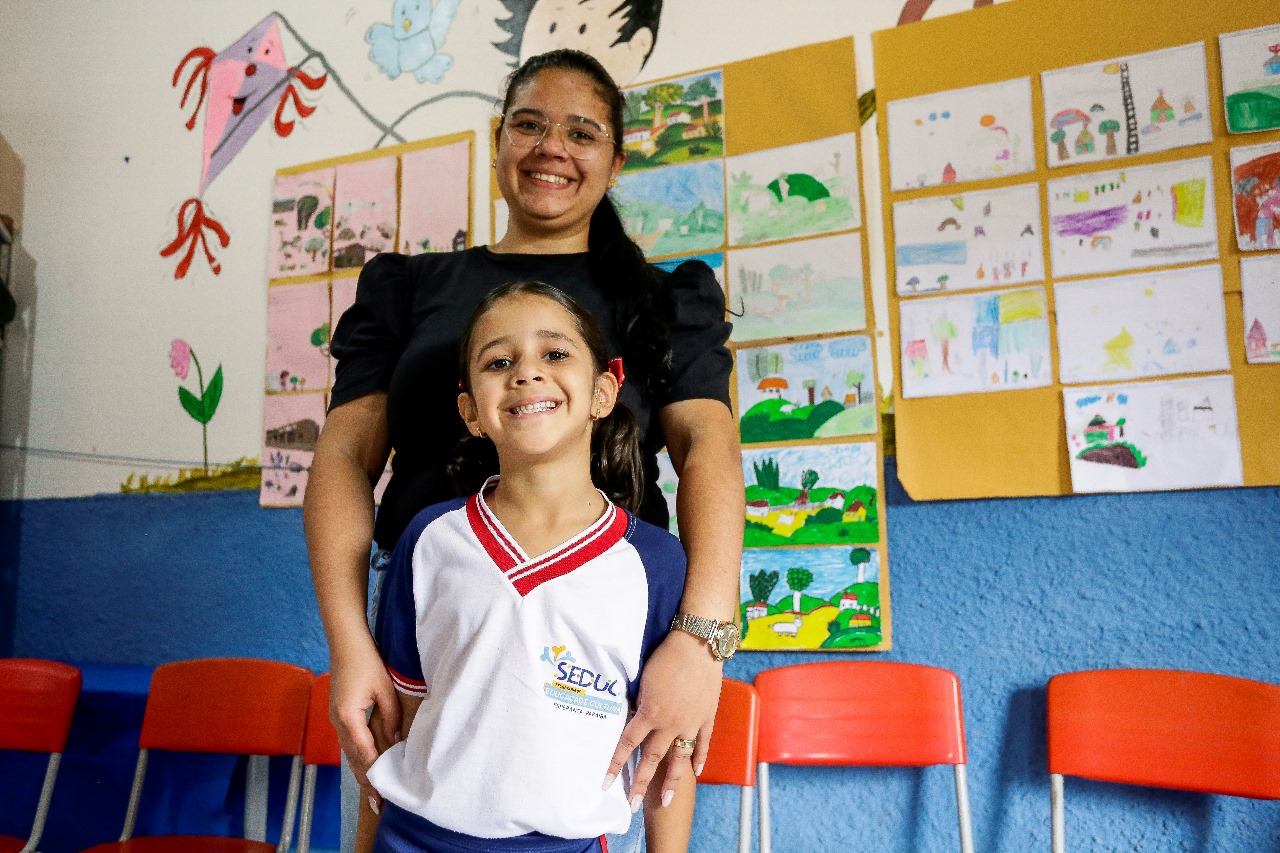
[739,546,883,651]
[1220,23,1280,134]
[726,134,860,246]
[365,0,461,84]
[1047,157,1218,278]
[736,335,876,444]
[892,183,1043,294]
[270,168,334,278]
[727,232,865,343]
[333,157,398,269]
[614,160,725,258]
[741,443,878,548]
[886,78,1034,191]
[1064,376,1243,493]
[899,287,1050,398]
[1241,254,1280,364]
[653,251,725,290]
[266,281,331,394]
[1041,43,1209,167]
[621,70,724,174]
[1229,141,1280,251]
[656,451,679,536]
[400,139,470,255]
[1055,264,1230,384]
[261,392,327,507]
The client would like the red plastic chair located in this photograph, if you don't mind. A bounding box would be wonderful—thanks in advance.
[755,661,974,853]
[1047,668,1280,852]
[0,659,82,853]
[81,658,313,853]
[295,674,341,853]
[696,678,760,853]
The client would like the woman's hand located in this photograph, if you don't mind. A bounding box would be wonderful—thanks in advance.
[602,629,723,807]
[330,635,402,790]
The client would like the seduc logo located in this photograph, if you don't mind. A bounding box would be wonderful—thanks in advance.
[540,644,623,717]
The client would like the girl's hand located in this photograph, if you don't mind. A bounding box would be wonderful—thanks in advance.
[603,629,723,808]
[330,636,402,789]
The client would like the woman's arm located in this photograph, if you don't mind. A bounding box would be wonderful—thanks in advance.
[604,398,745,805]
[303,392,402,790]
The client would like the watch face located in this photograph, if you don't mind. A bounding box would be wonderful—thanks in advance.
[714,622,741,658]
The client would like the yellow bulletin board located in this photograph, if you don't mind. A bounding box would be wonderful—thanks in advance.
[494,40,891,651]
[874,0,1280,500]
[262,130,475,507]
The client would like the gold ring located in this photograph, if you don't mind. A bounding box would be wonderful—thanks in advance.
[673,737,696,750]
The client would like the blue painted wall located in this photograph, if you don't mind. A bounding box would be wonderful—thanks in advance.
[5,466,1279,851]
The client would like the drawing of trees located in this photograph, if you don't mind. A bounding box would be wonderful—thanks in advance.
[624,89,646,123]
[845,369,865,405]
[798,468,819,503]
[849,547,872,582]
[749,569,780,607]
[786,567,814,613]
[931,313,959,373]
[685,76,718,125]
[746,348,784,382]
[1099,119,1121,156]
[802,378,817,406]
[1051,128,1069,161]
[753,456,780,490]
[643,82,684,129]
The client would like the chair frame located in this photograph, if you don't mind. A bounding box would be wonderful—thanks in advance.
[1048,667,1280,853]
[755,661,974,853]
[296,673,341,853]
[697,677,760,853]
[110,658,312,853]
[0,658,81,853]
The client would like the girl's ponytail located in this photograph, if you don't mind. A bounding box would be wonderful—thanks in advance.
[590,402,644,514]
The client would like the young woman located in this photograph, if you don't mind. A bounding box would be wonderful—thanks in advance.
[305,49,744,852]
[367,282,688,852]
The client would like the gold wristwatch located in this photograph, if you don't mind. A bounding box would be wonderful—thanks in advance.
[669,613,740,661]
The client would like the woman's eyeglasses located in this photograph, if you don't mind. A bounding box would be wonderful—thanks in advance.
[503,110,614,161]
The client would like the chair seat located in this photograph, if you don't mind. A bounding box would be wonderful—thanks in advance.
[82,838,278,853]
[0,835,27,853]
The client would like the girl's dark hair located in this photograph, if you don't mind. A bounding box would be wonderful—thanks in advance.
[494,1,663,65]
[498,49,675,401]
[450,281,645,513]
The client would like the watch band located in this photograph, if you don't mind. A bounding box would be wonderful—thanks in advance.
[669,613,721,641]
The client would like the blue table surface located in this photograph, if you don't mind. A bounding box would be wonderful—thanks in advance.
[0,661,340,852]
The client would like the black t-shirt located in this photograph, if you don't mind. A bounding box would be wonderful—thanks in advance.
[329,247,732,550]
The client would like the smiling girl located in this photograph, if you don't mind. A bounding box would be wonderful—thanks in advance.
[366,282,688,853]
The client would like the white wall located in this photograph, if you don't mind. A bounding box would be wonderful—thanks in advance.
[0,0,996,500]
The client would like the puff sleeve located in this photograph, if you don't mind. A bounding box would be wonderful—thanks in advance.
[328,252,412,411]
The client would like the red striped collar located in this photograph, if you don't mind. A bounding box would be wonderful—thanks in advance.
[466,477,631,596]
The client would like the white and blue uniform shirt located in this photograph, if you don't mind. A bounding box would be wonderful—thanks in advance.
[367,480,687,842]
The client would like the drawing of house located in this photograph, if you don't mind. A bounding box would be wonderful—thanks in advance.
[1083,415,1122,444]
[1151,90,1175,124]
[1265,48,1280,77]
[681,124,709,141]
[758,376,789,398]
[843,500,867,523]
[745,499,771,517]
[1247,318,1268,359]
[1075,127,1095,155]
[745,602,769,620]
[905,339,929,377]
[821,385,833,401]
[266,418,321,451]
[848,612,874,627]
[667,110,692,124]
[824,491,846,509]
[843,392,859,406]
[839,592,860,610]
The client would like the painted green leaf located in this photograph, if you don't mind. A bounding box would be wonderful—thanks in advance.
[202,365,224,422]
[311,322,331,347]
[314,205,332,230]
[178,386,205,423]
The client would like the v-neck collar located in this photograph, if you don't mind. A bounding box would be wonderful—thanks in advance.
[465,476,632,596]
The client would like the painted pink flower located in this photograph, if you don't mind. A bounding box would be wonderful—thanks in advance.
[169,339,191,380]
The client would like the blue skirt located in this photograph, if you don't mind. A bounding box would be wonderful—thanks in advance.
[373,802,607,853]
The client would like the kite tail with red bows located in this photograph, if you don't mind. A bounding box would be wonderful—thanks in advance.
[160,198,231,279]
[274,67,328,138]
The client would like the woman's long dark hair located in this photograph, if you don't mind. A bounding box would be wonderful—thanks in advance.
[450,282,645,513]
[498,49,675,400]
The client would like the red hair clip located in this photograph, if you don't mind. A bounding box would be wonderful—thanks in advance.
[607,357,625,388]
[458,378,465,391]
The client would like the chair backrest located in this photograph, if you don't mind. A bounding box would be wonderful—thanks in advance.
[140,658,313,756]
[699,677,759,787]
[1047,668,1280,799]
[0,658,82,753]
[303,673,342,767]
[756,661,966,767]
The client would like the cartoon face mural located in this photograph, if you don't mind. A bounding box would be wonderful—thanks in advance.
[496,0,662,85]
